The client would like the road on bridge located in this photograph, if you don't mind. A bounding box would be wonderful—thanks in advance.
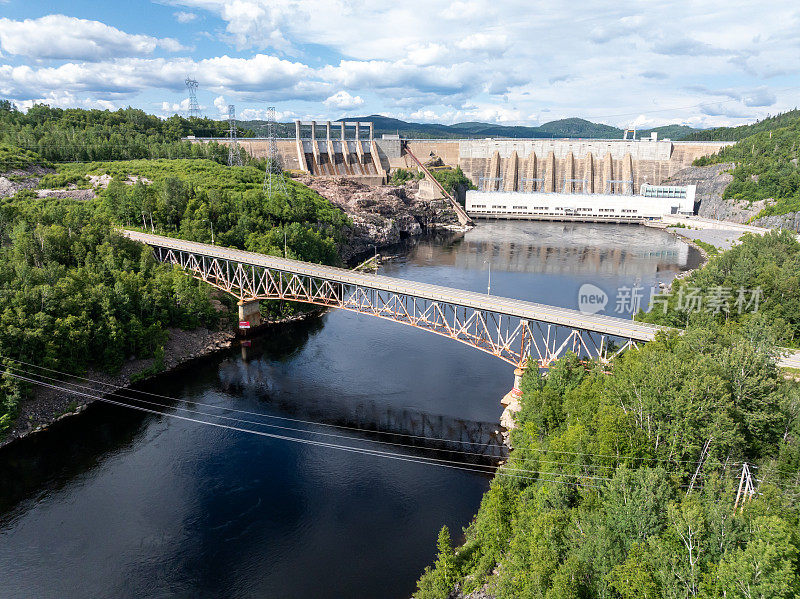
[122,229,665,341]
[121,229,800,370]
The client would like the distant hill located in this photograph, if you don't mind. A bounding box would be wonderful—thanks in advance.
[647,124,699,139]
[239,114,706,141]
[536,118,621,138]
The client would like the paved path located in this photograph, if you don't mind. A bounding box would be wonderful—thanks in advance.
[663,214,800,251]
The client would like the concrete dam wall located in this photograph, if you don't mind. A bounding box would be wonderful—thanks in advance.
[190,133,731,195]
[405,139,733,195]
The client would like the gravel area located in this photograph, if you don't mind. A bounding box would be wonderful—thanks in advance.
[672,227,748,251]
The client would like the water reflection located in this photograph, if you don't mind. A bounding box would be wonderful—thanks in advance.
[409,221,697,279]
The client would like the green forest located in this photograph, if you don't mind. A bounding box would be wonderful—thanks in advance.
[416,232,800,598]
[0,144,351,435]
[0,193,220,432]
[2,103,799,598]
[0,100,252,163]
[683,110,800,142]
[640,231,800,347]
[692,111,800,219]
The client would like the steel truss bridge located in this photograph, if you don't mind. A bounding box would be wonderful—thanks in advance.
[122,230,671,369]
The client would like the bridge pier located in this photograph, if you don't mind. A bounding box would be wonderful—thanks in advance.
[500,367,524,430]
[238,300,263,328]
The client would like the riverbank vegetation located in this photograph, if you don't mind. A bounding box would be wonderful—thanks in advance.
[0,145,353,436]
[0,192,220,433]
[692,111,800,219]
[416,323,800,598]
[416,230,800,599]
[639,230,800,347]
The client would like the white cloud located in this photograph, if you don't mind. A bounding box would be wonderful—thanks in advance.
[174,11,198,23]
[238,107,296,120]
[0,15,187,61]
[440,1,483,20]
[161,98,191,115]
[741,87,777,107]
[213,95,228,114]
[700,103,754,118]
[2,3,799,128]
[406,43,450,67]
[406,103,534,126]
[455,32,508,54]
[16,91,118,111]
[0,54,322,102]
[324,90,364,110]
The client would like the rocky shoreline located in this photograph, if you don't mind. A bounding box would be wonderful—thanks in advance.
[0,326,235,450]
[301,176,470,262]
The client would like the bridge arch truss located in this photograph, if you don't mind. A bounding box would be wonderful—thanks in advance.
[150,244,639,368]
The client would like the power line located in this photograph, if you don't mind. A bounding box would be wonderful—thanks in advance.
[227,104,243,167]
[570,86,800,121]
[0,366,614,481]
[4,356,798,479]
[263,106,288,199]
[185,77,200,119]
[5,364,798,494]
[0,357,612,470]
[2,370,606,490]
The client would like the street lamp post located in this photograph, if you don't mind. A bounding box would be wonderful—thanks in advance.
[484,259,491,296]
[205,219,214,244]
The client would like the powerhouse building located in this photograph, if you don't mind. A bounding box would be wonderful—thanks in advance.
[465,184,696,223]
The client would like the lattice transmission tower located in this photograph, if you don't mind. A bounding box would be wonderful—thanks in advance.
[185,77,200,119]
[263,106,288,199]
[227,104,243,166]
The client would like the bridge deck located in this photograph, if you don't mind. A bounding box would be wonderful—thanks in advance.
[122,229,665,342]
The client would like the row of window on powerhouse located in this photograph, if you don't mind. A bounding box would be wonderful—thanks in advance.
[468,204,640,214]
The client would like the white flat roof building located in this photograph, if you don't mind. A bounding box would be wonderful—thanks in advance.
[465,186,696,223]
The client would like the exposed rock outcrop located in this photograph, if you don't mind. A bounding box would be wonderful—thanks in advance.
[299,176,465,261]
[0,165,54,198]
[663,162,766,223]
[663,162,800,232]
[36,188,96,200]
[752,211,800,232]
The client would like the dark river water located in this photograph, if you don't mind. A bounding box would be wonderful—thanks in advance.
[0,221,700,599]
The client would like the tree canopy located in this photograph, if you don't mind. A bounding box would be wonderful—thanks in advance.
[415,324,800,598]
[0,101,254,164]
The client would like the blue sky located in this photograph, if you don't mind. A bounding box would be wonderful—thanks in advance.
[0,0,798,127]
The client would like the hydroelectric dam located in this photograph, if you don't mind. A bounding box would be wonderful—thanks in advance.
[190,121,732,194]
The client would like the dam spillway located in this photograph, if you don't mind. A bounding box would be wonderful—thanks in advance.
[294,120,384,184]
[403,138,732,195]
[189,126,731,194]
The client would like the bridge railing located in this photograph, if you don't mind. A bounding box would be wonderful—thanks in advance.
[150,242,638,368]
